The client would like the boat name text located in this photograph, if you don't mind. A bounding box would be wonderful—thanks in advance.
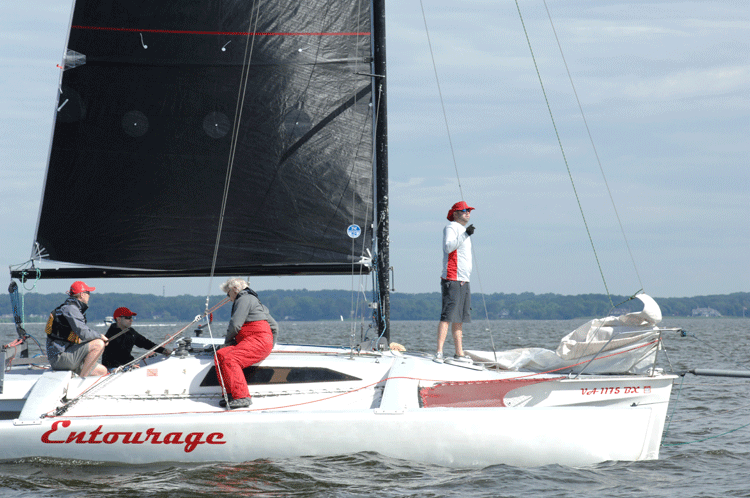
[41,420,226,453]
[580,386,651,395]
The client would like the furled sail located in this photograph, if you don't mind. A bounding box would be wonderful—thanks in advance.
[30,0,374,278]
[467,295,664,375]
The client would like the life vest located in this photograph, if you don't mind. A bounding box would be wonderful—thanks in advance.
[45,298,84,344]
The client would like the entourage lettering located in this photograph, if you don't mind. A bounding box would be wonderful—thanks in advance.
[41,420,226,453]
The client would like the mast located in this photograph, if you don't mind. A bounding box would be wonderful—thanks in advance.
[373,0,389,342]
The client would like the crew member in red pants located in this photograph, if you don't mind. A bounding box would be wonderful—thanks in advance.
[216,278,278,409]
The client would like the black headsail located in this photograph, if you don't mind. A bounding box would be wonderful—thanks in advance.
[17,0,377,279]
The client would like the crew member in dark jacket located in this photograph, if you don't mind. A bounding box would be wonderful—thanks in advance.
[102,307,172,369]
[216,277,278,409]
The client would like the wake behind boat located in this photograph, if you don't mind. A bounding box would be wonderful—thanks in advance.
[4,0,678,467]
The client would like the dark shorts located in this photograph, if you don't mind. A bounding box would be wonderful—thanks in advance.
[49,342,94,375]
[440,279,471,323]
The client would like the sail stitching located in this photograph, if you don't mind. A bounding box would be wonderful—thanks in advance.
[71,25,369,37]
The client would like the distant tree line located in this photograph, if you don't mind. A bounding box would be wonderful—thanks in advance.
[390,292,750,320]
[2,290,748,323]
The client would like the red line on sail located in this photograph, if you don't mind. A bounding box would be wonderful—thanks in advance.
[72,25,369,36]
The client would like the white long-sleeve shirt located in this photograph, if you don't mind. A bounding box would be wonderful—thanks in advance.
[441,221,472,281]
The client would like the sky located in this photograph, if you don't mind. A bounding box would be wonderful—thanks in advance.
[1,0,748,300]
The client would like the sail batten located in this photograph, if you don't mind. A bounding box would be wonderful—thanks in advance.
[31,0,374,278]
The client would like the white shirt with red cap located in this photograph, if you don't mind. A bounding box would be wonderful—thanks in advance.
[441,221,472,281]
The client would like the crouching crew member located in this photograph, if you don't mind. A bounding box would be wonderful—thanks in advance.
[216,277,278,409]
[46,281,108,377]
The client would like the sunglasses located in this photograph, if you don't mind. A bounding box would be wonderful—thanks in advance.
[458,209,471,213]
[121,316,134,320]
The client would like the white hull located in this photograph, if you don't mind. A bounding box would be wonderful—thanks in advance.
[1,345,674,467]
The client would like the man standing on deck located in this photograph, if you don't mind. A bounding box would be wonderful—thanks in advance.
[435,201,475,363]
[45,281,108,377]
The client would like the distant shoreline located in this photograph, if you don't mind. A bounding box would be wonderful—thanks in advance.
[3,291,748,321]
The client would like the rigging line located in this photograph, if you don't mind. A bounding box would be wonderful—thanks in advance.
[206,314,230,406]
[205,0,262,304]
[661,373,683,441]
[344,81,379,339]
[668,400,750,424]
[127,303,228,367]
[350,85,377,337]
[469,247,497,360]
[418,0,463,200]
[419,0,494,349]
[514,0,612,308]
[541,0,644,292]
[680,331,750,372]
[346,2,375,332]
[115,298,230,372]
[355,34,376,334]
[487,338,660,379]
[372,82,386,235]
[662,422,750,447]
[469,246,493,346]
[52,299,232,415]
[573,294,642,378]
[660,336,676,372]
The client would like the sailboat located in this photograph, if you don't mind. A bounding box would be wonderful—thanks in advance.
[2,0,677,467]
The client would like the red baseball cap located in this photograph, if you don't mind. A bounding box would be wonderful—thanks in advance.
[113,307,137,319]
[447,201,475,221]
[69,281,95,295]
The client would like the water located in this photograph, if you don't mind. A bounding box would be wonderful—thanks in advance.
[2,317,749,497]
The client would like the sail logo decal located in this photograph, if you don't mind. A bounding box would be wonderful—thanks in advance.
[347,225,361,239]
[41,420,225,453]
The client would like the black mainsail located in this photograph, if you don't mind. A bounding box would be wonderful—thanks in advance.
[21,0,377,279]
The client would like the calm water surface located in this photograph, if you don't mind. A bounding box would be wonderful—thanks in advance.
[1,317,749,497]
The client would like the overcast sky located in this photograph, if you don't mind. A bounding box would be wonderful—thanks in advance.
[1,0,747,300]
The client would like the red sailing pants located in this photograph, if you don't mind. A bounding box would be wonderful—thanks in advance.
[215,321,273,399]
